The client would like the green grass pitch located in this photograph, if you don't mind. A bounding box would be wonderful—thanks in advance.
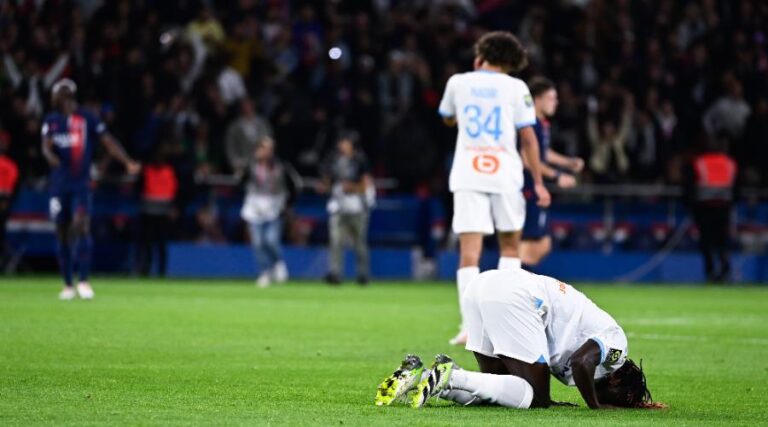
[1,278,767,426]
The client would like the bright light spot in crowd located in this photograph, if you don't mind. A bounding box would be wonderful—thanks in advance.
[328,47,342,60]
[160,32,173,45]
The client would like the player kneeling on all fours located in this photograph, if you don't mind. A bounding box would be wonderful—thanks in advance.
[375,269,666,409]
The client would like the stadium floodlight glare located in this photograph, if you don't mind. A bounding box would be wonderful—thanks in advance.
[328,47,342,60]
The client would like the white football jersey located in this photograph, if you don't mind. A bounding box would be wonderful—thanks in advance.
[438,70,536,194]
[530,273,628,386]
[466,269,628,386]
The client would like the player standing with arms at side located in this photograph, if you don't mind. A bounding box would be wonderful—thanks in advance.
[520,77,584,266]
[438,32,550,345]
[42,79,140,300]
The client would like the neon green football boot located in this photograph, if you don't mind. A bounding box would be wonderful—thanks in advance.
[374,354,424,406]
[412,354,456,408]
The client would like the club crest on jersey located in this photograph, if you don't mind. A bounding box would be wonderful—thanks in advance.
[606,348,622,363]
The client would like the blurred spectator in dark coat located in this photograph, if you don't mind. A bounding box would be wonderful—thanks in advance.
[588,91,634,183]
[226,99,272,175]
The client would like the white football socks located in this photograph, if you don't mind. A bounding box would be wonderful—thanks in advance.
[498,257,522,270]
[439,389,482,406]
[456,266,480,331]
[448,369,534,409]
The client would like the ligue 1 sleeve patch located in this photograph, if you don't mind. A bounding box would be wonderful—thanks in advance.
[606,348,622,364]
[524,94,533,107]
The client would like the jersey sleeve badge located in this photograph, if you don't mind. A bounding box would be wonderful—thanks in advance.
[523,94,533,107]
[606,348,623,364]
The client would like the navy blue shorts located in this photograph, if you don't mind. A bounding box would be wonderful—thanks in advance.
[522,192,549,241]
[49,190,92,225]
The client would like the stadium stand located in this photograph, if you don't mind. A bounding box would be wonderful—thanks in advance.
[1,0,767,280]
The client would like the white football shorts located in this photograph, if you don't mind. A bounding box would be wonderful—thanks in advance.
[464,270,548,364]
[452,190,526,235]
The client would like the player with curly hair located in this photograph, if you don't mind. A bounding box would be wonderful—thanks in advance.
[439,31,550,346]
[375,269,665,410]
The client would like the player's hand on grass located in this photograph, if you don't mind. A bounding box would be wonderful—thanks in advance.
[535,183,551,208]
[638,401,668,409]
[557,174,577,189]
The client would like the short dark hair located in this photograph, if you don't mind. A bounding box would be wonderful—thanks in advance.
[528,76,556,98]
[474,31,528,72]
[595,359,653,408]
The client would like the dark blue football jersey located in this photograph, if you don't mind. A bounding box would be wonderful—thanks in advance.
[41,109,106,194]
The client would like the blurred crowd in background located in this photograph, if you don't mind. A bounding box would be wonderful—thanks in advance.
[1,0,767,192]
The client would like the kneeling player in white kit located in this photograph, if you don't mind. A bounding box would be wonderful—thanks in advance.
[439,31,551,345]
[375,269,663,409]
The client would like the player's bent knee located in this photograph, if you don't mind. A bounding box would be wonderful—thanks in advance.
[474,353,508,375]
